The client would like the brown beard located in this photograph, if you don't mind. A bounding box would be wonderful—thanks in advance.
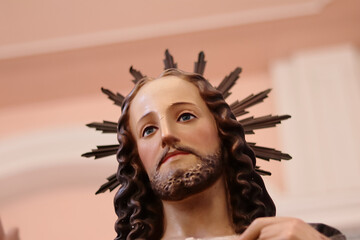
[150,145,223,201]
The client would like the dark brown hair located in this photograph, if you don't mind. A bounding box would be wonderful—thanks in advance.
[114,69,275,240]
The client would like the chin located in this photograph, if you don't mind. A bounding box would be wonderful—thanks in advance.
[150,151,223,201]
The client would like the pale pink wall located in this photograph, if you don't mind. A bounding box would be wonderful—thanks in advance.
[1,186,116,240]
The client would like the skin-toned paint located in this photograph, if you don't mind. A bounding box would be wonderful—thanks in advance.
[128,76,221,179]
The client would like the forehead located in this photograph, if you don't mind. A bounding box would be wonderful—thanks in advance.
[129,76,206,120]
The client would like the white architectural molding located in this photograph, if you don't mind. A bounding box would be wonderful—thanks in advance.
[270,44,360,230]
[0,125,118,201]
[0,0,332,59]
[0,126,114,177]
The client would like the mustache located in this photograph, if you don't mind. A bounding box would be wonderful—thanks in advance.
[156,144,201,170]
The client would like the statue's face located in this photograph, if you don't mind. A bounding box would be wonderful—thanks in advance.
[129,76,222,200]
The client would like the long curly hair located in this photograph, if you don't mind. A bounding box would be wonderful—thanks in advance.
[114,69,275,240]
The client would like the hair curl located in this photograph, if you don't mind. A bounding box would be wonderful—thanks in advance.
[114,69,275,240]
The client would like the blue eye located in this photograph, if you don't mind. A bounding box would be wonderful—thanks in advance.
[142,126,156,137]
[178,113,196,122]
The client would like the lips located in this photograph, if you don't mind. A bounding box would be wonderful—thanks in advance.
[160,150,190,165]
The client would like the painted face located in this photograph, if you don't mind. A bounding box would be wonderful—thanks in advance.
[129,75,222,200]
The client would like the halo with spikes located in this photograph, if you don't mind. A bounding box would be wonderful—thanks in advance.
[82,49,292,194]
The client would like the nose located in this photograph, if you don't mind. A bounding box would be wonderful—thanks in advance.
[160,119,180,148]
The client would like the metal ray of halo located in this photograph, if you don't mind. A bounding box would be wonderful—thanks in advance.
[130,66,145,84]
[194,51,206,75]
[164,49,177,69]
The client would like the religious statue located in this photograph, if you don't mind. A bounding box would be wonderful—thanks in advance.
[83,50,345,240]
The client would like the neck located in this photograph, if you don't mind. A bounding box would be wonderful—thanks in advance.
[161,176,235,240]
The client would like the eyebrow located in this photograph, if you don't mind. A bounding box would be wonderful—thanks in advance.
[138,111,153,123]
[170,102,196,107]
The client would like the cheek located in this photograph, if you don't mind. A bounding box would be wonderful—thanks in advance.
[137,139,160,173]
[183,121,220,152]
